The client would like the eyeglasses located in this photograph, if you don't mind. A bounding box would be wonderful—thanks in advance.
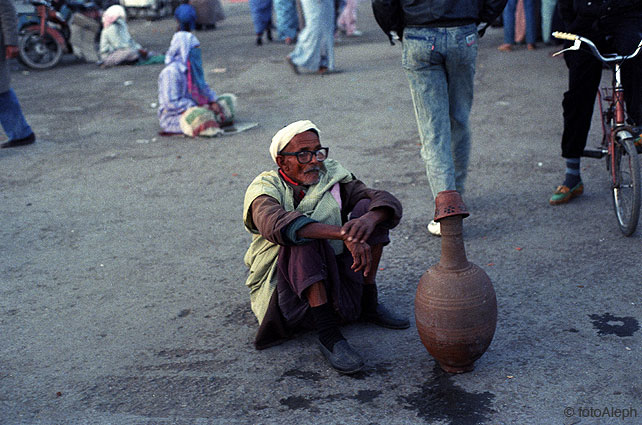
[279,147,329,164]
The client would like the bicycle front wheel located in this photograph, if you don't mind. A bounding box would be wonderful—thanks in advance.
[611,137,641,236]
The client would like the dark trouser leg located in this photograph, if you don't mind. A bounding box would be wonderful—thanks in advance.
[348,200,409,329]
[347,199,389,311]
[561,49,602,158]
[612,16,642,125]
[277,241,364,372]
[277,237,370,324]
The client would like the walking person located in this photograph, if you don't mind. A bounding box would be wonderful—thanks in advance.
[249,0,273,45]
[549,0,642,205]
[398,0,506,235]
[497,0,537,51]
[0,0,35,149]
[285,0,335,74]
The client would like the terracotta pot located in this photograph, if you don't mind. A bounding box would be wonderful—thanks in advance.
[415,190,497,373]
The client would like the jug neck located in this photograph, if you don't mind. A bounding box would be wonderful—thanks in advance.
[438,215,469,270]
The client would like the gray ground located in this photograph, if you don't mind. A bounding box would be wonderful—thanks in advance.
[1,2,640,424]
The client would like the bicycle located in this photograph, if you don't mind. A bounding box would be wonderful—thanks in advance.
[552,32,642,236]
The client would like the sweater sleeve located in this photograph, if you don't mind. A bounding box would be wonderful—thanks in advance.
[250,195,310,246]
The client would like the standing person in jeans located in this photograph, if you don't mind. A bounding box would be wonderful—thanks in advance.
[0,0,35,149]
[399,0,506,235]
[498,0,537,51]
[549,0,642,205]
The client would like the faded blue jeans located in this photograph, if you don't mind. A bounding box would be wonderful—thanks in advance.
[0,89,33,141]
[402,25,478,199]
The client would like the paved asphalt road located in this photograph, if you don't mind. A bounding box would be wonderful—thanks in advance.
[1,2,640,424]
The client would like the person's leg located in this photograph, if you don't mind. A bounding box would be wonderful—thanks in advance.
[276,240,364,373]
[540,0,556,44]
[550,48,601,204]
[348,199,409,328]
[274,0,298,41]
[515,0,526,43]
[523,0,537,47]
[307,279,365,374]
[0,89,34,147]
[500,0,516,48]
[403,27,456,200]
[561,50,602,159]
[317,0,335,71]
[305,282,343,350]
[446,24,478,195]
[288,0,322,71]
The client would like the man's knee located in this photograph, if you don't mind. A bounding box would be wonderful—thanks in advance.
[348,199,391,246]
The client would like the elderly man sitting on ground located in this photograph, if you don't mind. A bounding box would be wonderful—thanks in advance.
[243,120,409,374]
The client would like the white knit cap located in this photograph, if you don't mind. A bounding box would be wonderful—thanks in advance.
[270,120,320,163]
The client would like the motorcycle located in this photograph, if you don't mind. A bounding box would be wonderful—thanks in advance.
[17,0,101,70]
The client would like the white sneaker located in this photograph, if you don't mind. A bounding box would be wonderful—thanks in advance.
[427,220,441,236]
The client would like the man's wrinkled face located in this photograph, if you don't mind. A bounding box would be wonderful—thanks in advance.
[276,131,326,186]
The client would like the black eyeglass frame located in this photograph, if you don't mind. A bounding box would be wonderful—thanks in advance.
[278,147,329,164]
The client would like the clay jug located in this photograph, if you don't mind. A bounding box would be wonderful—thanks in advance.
[415,190,497,373]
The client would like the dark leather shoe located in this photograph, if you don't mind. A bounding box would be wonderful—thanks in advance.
[1,132,35,148]
[362,304,410,329]
[318,339,364,374]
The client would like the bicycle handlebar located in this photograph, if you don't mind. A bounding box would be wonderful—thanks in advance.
[552,31,642,63]
[552,31,577,41]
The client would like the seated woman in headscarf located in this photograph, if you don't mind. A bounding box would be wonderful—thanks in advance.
[157,31,236,137]
[99,5,147,67]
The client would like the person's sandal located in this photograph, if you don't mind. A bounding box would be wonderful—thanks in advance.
[549,182,584,205]
[497,43,512,52]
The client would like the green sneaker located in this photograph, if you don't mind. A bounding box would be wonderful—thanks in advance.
[549,182,584,205]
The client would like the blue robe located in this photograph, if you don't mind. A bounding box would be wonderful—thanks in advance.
[249,0,272,35]
[274,0,298,40]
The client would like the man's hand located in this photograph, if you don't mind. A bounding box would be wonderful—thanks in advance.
[345,239,372,276]
[341,208,390,243]
[6,46,19,59]
[341,215,377,244]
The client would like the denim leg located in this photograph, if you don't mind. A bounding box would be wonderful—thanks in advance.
[502,0,517,44]
[523,0,537,45]
[540,0,557,43]
[0,89,33,141]
[446,27,477,193]
[403,26,477,199]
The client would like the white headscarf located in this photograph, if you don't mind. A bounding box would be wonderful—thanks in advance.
[102,5,126,28]
[270,120,320,163]
[164,31,200,73]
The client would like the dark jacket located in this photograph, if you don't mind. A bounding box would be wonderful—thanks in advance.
[558,0,642,33]
[0,0,19,93]
[400,0,507,28]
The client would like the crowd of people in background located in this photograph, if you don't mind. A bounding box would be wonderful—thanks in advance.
[497,0,563,52]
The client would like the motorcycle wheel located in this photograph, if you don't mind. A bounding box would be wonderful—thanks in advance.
[18,29,64,70]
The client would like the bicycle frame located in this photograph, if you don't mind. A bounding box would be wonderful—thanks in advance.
[553,32,642,235]
[553,33,641,183]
